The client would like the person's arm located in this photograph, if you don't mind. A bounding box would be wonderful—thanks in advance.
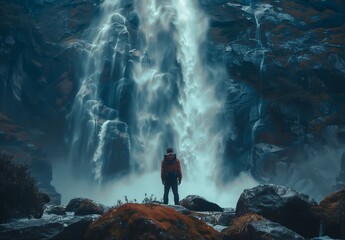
[161,160,165,184]
[177,160,182,183]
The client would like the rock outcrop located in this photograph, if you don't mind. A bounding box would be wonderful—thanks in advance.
[205,0,345,199]
[236,184,320,238]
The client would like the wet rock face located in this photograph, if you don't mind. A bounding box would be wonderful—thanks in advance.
[85,203,221,240]
[33,0,97,42]
[0,1,99,151]
[206,0,345,194]
[235,184,320,238]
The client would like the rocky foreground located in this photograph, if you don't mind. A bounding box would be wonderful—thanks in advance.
[1,184,344,240]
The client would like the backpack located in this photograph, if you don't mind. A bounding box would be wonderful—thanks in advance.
[163,154,177,176]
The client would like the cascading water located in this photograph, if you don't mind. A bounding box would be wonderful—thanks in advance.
[132,0,225,180]
[247,2,268,167]
[66,0,131,183]
[59,0,258,206]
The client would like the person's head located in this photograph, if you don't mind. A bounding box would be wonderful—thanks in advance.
[167,147,173,153]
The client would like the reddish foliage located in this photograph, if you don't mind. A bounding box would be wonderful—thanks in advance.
[312,188,345,239]
[85,203,220,240]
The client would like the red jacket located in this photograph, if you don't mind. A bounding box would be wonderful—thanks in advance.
[161,153,182,181]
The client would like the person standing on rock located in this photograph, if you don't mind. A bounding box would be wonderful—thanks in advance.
[161,147,182,205]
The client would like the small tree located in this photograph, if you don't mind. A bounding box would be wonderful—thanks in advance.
[0,150,48,223]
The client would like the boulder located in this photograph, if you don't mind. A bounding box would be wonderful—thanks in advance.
[180,195,223,212]
[236,184,320,238]
[85,203,221,240]
[66,198,106,216]
[0,214,94,240]
[45,205,66,216]
[312,188,345,239]
[195,208,235,227]
[247,219,304,240]
[66,198,84,212]
[221,213,304,240]
[218,209,236,226]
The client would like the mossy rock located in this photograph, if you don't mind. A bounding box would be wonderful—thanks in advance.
[85,203,221,240]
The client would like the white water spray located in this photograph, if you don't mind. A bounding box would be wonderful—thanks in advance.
[67,0,129,182]
[133,0,225,181]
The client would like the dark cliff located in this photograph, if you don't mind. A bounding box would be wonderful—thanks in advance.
[0,0,344,200]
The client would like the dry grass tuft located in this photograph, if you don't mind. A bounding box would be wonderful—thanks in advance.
[222,213,264,240]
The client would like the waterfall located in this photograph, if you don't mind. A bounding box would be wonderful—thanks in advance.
[132,0,225,181]
[248,1,268,158]
[66,0,130,182]
[60,0,254,206]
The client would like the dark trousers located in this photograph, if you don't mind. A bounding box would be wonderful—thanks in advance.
[163,174,179,205]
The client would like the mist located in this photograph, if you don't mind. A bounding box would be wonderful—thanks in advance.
[52,160,258,208]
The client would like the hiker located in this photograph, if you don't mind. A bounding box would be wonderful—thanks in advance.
[161,147,182,205]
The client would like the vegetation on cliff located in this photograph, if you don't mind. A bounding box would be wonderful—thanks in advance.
[0,150,49,223]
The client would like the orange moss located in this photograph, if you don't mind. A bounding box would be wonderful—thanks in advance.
[85,203,220,240]
[222,213,264,240]
[312,188,345,238]
[313,189,344,219]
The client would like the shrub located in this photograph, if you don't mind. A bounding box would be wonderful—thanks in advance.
[0,150,48,223]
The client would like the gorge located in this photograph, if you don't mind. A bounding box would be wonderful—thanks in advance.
[0,0,345,207]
